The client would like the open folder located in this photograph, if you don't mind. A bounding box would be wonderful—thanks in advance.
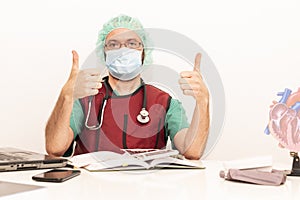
[69,149,205,171]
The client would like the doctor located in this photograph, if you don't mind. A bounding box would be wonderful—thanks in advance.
[45,15,210,160]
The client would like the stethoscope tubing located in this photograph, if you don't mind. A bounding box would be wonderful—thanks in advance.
[84,79,149,130]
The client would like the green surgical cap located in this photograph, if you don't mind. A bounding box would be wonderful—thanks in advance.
[96,14,152,65]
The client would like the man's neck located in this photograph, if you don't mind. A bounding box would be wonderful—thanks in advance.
[108,74,142,95]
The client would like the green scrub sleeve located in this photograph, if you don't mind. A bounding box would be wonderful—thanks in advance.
[63,100,84,157]
[165,98,190,142]
[69,99,84,139]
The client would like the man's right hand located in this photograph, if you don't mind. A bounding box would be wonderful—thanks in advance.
[65,50,103,100]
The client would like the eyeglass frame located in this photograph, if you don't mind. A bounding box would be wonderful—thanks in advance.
[104,39,143,50]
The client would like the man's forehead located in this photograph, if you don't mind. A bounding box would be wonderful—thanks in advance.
[106,28,141,41]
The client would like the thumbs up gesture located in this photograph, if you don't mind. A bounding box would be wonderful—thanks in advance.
[179,53,209,103]
[62,50,103,100]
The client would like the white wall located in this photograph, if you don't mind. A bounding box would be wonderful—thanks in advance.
[0,0,299,165]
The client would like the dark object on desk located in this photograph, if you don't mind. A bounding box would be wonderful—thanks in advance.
[32,169,81,183]
[287,152,300,176]
[219,168,286,186]
[0,147,68,172]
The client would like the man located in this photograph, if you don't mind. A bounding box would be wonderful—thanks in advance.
[45,15,210,160]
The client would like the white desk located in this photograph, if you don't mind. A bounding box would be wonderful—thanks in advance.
[0,160,300,200]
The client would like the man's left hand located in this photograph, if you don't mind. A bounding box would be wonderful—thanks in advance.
[179,53,209,103]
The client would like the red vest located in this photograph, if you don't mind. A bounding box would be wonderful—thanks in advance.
[74,78,171,155]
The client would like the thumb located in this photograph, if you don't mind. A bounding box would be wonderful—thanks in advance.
[193,53,201,72]
[69,50,79,79]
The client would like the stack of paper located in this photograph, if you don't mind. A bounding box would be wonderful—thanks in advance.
[222,155,273,171]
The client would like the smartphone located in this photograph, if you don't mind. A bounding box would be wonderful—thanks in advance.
[32,169,81,183]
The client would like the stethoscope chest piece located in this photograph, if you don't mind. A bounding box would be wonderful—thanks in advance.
[137,108,150,124]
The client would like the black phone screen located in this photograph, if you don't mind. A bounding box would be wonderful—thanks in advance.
[32,169,81,182]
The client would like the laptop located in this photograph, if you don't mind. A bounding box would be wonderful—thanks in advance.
[0,147,68,172]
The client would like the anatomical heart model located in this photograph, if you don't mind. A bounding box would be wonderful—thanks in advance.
[266,88,300,152]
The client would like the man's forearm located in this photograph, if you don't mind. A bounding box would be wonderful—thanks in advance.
[183,99,210,159]
[45,89,74,157]
[174,98,210,160]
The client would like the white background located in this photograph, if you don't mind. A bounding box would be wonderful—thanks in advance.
[0,0,299,165]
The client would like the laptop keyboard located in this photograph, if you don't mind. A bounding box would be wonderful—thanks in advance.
[0,153,24,161]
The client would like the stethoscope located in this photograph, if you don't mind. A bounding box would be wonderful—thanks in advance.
[84,80,150,130]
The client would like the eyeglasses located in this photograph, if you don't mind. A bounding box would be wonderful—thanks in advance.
[105,39,143,50]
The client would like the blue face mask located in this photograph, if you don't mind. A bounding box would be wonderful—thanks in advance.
[105,48,143,81]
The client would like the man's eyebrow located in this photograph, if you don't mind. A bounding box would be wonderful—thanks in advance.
[126,38,140,41]
[106,39,118,43]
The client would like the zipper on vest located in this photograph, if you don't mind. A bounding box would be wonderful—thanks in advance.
[154,118,162,149]
[122,114,128,149]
